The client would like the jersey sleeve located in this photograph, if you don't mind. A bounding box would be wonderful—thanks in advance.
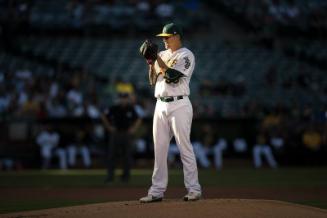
[171,51,194,77]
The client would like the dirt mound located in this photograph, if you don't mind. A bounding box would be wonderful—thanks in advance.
[2,199,327,218]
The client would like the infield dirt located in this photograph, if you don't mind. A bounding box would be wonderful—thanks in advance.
[1,199,327,218]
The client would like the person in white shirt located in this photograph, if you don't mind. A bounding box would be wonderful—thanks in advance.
[139,23,201,203]
[36,125,60,169]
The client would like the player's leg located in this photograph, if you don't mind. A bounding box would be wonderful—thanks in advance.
[67,144,77,167]
[41,145,52,169]
[193,141,210,168]
[262,145,278,168]
[106,135,117,182]
[170,102,201,196]
[55,148,67,170]
[213,144,224,170]
[148,101,172,198]
[252,145,262,168]
[121,134,133,181]
[80,145,91,168]
[213,139,227,170]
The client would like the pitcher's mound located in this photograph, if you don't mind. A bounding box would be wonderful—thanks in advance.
[2,199,327,218]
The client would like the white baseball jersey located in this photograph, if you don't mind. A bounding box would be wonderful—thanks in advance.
[154,47,195,97]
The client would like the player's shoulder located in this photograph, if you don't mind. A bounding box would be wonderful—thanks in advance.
[180,47,194,56]
[179,47,194,59]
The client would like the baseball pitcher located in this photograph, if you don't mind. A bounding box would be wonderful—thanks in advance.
[139,23,202,203]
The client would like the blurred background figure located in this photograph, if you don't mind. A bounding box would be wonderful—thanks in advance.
[233,137,248,154]
[252,127,278,169]
[67,127,92,169]
[101,92,142,183]
[36,125,60,170]
[212,137,228,170]
[192,123,215,169]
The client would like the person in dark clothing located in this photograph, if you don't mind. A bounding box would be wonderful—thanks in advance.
[101,92,142,182]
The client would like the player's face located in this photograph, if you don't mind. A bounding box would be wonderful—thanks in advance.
[162,36,174,49]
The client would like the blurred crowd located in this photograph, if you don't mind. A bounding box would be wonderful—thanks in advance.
[0,66,100,120]
[0,0,206,32]
[218,0,327,35]
[196,63,327,119]
[0,65,155,120]
[1,63,326,122]
[0,64,326,170]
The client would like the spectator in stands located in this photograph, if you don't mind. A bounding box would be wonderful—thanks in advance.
[155,0,175,21]
[283,0,300,25]
[66,83,83,114]
[47,97,68,118]
[101,92,142,183]
[20,92,40,118]
[49,80,59,99]
[66,0,85,28]
[267,0,284,24]
[36,125,60,169]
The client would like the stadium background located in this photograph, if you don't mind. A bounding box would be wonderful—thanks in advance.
[0,0,327,215]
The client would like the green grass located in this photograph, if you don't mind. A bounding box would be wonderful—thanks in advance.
[0,167,326,188]
[295,200,327,210]
[0,167,326,214]
[0,199,102,214]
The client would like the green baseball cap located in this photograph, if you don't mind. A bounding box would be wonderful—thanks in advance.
[156,23,182,37]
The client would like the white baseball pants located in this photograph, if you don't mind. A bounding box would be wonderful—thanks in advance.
[148,97,201,197]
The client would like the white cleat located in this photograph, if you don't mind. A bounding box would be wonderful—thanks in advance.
[183,192,201,201]
[139,195,163,203]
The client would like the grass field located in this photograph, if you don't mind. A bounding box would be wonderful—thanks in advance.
[0,167,327,214]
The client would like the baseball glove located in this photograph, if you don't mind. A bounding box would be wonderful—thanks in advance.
[140,39,158,65]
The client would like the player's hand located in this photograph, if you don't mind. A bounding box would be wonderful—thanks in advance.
[140,39,158,65]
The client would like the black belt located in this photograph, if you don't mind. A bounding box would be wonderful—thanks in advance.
[159,96,184,102]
